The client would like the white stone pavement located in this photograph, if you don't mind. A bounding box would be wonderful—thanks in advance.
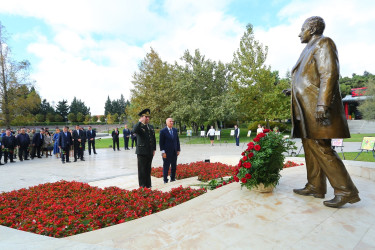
[0,144,374,249]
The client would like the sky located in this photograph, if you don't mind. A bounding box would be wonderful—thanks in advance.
[0,0,374,115]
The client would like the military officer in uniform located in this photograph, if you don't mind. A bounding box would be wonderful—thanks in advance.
[133,109,156,188]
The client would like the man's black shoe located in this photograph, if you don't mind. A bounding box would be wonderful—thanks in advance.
[25,159,30,160]
[293,187,325,199]
[74,159,77,162]
[323,194,360,208]
[81,158,85,161]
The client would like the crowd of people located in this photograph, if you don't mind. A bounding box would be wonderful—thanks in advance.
[0,124,141,165]
[0,125,99,165]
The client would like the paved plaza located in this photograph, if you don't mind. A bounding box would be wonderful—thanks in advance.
[0,143,375,249]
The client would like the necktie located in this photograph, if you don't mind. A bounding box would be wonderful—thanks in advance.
[77,130,79,136]
[65,132,67,137]
[169,129,173,135]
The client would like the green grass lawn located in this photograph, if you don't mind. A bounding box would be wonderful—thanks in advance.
[297,152,375,162]
[344,133,375,142]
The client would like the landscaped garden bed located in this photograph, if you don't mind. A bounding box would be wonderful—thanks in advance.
[0,181,205,238]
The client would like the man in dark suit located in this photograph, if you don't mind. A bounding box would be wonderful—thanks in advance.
[112,128,120,151]
[86,126,97,155]
[123,124,131,150]
[288,16,359,208]
[131,130,137,149]
[133,109,156,188]
[58,126,72,163]
[31,128,44,159]
[159,118,180,183]
[234,125,240,146]
[16,128,30,161]
[72,125,85,162]
[3,129,17,163]
[80,127,87,158]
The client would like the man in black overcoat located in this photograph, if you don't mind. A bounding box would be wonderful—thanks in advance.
[132,109,156,188]
[72,125,85,161]
[16,128,30,161]
[3,129,17,163]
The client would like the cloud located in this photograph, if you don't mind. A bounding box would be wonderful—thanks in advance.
[255,0,375,77]
[1,0,374,115]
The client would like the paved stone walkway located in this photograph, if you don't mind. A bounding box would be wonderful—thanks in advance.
[0,144,374,249]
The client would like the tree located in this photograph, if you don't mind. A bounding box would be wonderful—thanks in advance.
[99,115,106,123]
[0,23,34,127]
[35,114,45,122]
[339,71,375,97]
[55,114,64,122]
[91,115,98,123]
[130,48,174,126]
[46,113,55,122]
[170,49,234,132]
[358,79,375,120]
[84,114,91,124]
[39,99,55,115]
[231,24,290,123]
[104,96,112,116]
[55,100,69,121]
[8,85,41,124]
[112,113,119,124]
[76,112,84,122]
[69,97,90,115]
[106,113,114,124]
[67,113,76,122]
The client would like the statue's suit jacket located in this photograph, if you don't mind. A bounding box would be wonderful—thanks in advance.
[291,35,350,139]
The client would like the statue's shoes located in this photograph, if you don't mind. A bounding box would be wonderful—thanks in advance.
[323,194,360,208]
[293,187,325,198]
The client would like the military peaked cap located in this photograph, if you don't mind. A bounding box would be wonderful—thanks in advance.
[138,108,151,117]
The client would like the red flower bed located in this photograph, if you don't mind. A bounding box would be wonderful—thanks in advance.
[283,160,304,168]
[152,161,303,183]
[151,161,236,182]
[0,180,206,238]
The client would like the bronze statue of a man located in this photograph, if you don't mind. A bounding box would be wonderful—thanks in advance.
[290,16,360,208]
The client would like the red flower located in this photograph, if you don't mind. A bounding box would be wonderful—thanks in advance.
[245,173,252,179]
[253,137,260,142]
[234,168,239,175]
[233,176,239,182]
[254,145,261,151]
[248,152,254,158]
[223,181,227,185]
[241,152,245,156]
[243,162,252,169]
[258,133,266,138]
[247,142,254,146]
[241,178,247,183]
[263,129,270,133]
[242,156,247,161]
[247,144,254,150]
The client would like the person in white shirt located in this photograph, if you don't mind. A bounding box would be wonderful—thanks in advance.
[256,124,263,135]
[207,126,216,146]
